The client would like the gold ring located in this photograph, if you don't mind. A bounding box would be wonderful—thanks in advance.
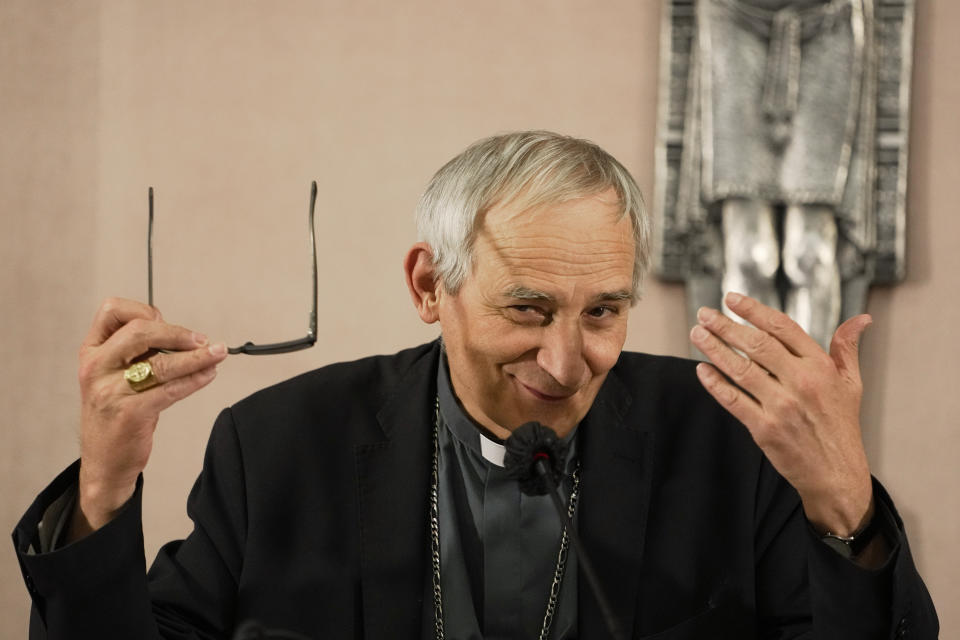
[124,360,159,392]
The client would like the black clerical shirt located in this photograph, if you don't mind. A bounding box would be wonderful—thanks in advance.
[433,354,580,640]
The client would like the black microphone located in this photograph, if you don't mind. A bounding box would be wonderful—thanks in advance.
[505,422,628,640]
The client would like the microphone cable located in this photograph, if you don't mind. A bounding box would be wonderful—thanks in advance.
[505,422,628,640]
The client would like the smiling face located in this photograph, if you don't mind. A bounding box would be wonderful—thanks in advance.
[435,188,635,439]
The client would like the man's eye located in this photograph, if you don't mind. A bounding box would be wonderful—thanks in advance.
[510,305,546,316]
[506,305,551,325]
[587,305,618,318]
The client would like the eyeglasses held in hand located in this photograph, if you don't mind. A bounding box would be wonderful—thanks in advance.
[148,182,318,355]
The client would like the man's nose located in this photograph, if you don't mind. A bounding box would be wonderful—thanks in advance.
[536,320,587,390]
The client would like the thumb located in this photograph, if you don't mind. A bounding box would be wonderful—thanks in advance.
[829,314,872,375]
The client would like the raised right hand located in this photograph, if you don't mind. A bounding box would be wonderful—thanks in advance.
[70,298,228,539]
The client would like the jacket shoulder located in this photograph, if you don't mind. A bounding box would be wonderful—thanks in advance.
[234,341,436,407]
[613,351,708,404]
[611,350,754,451]
[225,341,439,443]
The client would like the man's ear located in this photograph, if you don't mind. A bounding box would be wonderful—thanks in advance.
[404,242,443,324]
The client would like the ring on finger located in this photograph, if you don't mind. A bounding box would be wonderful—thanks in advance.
[124,360,159,392]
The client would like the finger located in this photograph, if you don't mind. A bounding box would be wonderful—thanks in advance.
[124,343,229,394]
[829,314,872,379]
[694,305,793,375]
[101,319,210,370]
[724,292,821,358]
[695,362,766,434]
[690,323,780,401]
[83,298,162,348]
[137,365,220,414]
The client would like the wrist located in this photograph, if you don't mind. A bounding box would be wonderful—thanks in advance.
[801,478,874,538]
[76,466,137,530]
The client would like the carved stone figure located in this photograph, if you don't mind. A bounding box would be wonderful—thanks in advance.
[654,0,914,352]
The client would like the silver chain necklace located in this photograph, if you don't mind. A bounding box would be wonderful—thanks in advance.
[429,398,581,640]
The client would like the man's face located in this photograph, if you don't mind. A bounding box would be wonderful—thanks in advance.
[437,188,635,439]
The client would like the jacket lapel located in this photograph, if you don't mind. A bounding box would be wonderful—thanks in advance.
[578,368,654,639]
[355,344,438,640]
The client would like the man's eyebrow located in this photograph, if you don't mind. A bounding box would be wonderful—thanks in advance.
[502,286,635,305]
[594,290,635,304]
[503,285,555,302]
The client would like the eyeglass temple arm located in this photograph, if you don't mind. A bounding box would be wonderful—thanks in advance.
[148,187,155,307]
[227,335,317,355]
[309,180,318,342]
[227,180,319,355]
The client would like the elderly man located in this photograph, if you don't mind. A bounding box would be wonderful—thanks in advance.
[14,131,936,639]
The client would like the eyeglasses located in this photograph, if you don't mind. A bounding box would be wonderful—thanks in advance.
[147,182,318,355]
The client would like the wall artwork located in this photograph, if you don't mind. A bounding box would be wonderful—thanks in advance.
[654,0,914,353]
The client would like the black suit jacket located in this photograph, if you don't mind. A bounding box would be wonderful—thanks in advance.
[14,341,937,638]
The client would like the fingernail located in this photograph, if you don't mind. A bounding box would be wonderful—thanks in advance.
[696,306,716,322]
[726,292,743,305]
[209,343,227,356]
[690,325,709,341]
[194,332,209,346]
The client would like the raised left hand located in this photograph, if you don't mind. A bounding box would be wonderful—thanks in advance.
[690,292,874,536]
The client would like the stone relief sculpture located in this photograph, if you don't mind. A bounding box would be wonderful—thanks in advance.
[654,0,914,352]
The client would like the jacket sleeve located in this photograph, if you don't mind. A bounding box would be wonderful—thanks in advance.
[12,408,247,640]
[804,479,938,639]
[753,458,938,639]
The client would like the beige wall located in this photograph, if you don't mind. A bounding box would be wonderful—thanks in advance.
[2,1,956,636]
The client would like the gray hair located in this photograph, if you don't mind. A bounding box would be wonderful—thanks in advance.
[415,130,651,300]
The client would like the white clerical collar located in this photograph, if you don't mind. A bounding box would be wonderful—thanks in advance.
[479,433,506,467]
